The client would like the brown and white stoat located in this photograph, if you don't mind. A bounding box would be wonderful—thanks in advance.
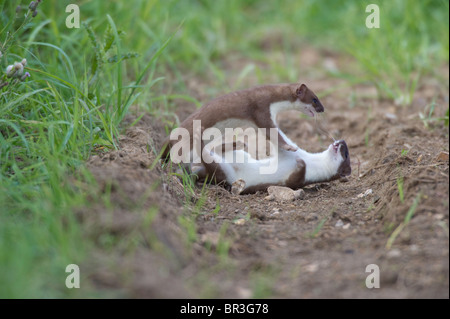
[202,140,351,194]
[161,83,325,161]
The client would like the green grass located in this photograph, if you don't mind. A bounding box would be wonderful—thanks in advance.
[250,265,278,298]
[397,174,405,203]
[0,0,448,298]
[386,193,422,249]
[0,0,169,297]
[308,216,328,238]
[141,0,448,103]
[400,149,409,157]
[420,98,450,129]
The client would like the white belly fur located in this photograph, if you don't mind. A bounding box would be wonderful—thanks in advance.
[213,142,338,191]
[212,147,299,188]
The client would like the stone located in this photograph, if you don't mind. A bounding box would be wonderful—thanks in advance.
[265,186,305,202]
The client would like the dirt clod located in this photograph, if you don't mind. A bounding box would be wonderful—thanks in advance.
[436,151,449,162]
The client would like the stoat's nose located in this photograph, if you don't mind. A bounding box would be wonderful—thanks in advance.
[313,99,325,113]
[332,140,349,159]
[335,140,351,177]
[333,140,343,150]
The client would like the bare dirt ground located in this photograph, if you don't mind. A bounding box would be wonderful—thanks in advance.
[82,48,449,298]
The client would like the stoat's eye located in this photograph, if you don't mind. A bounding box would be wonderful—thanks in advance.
[312,98,318,104]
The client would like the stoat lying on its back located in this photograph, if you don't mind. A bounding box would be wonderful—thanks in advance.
[202,140,351,194]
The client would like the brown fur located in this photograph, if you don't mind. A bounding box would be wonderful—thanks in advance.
[285,159,307,189]
[161,83,323,161]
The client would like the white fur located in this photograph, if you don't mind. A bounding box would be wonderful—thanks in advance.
[269,100,315,125]
[295,145,341,183]
[210,141,344,191]
[269,100,315,151]
[205,148,298,188]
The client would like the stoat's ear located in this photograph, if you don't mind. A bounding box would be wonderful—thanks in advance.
[296,84,308,98]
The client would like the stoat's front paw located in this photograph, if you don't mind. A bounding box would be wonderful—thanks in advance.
[231,179,246,195]
[282,144,298,152]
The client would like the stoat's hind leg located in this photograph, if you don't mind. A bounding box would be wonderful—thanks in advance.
[285,158,306,189]
[201,138,247,185]
[200,146,229,184]
[231,179,246,195]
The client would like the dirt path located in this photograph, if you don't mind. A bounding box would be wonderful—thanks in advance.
[84,50,449,298]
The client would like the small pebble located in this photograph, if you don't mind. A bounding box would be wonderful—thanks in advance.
[409,245,419,253]
[436,151,449,162]
[357,189,373,198]
[385,113,397,120]
[416,154,423,163]
[386,248,402,259]
[335,219,344,227]
[304,263,319,273]
[236,287,252,299]
[270,211,280,217]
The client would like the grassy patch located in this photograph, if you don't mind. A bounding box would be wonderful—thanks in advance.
[0,0,169,297]
[386,193,422,249]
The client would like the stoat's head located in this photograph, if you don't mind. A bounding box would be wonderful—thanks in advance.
[328,140,351,177]
[295,83,325,117]
[300,139,351,186]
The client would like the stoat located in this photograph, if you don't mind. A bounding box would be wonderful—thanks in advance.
[202,140,351,194]
[161,83,325,161]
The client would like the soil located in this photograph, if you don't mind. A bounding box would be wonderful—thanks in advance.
[83,48,449,298]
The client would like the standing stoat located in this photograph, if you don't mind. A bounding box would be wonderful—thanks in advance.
[161,83,325,161]
[202,140,351,194]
